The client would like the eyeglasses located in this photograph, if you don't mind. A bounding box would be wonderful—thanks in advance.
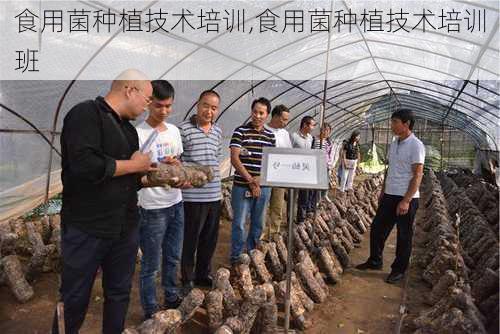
[125,86,153,105]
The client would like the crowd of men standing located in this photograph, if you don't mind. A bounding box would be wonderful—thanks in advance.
[53,69,424,333]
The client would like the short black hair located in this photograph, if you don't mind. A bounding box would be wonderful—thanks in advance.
[349,130,360,143]
[391,108,415,130]
[198,89,220,101]
[151,80,175,100]
[300,116,315,129]
[251,97,271,114]
[271,104,289,118]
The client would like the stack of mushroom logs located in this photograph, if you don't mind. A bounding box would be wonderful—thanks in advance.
[215,173,383,333]
[437,171,498,333]
[0,172,382,332]
[0,214,61,303]
[444,170,498,234]
[411,169,498,334]
[0,164,217,305]
[122,173,384,333]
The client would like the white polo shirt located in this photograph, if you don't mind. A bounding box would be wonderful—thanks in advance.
[291,131,313,149]
[385,133,425,198]
[265,124,292,148]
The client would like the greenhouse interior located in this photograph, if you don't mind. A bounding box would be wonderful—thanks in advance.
[0,0,499,333]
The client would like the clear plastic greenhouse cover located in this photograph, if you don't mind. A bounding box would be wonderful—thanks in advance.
[0,0,498,221]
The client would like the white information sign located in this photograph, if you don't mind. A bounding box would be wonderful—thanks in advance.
[260,147,329,190]
[267,154,318,184]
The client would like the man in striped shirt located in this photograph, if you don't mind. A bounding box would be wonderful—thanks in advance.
[229,97,276,264]
[312,123,334,203]
[179,90,223,290]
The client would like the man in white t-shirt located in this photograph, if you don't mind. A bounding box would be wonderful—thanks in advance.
[135,80,184,319]
[291,116,316,222]
[356,108,425,284]
[262,104,292,240]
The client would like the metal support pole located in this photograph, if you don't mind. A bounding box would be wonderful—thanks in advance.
[284,188,296,333]
[371,123,375,147]
[447,126,452,169]
[440,124,445,171]
[385,118,390,161]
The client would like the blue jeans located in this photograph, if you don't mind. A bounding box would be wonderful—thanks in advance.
[230,185,271,263]
[138,202,184,316]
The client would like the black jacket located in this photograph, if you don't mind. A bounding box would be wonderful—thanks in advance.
[60,96,141,238]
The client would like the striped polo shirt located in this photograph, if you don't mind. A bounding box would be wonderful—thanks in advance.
[179,115,222,202]
[312,137,334,170]
[229,122,276,187]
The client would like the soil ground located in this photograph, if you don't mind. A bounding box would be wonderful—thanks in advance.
[1,186,431,334]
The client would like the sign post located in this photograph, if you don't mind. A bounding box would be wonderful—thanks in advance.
[284,187,295,333]
[260,147,329,333]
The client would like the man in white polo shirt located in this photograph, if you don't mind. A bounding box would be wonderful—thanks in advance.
[262,104,292,240]
[356,108,425,284]
[291,116,316,222]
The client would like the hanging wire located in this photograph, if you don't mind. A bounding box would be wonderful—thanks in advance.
[320,0,335,137]
[310,0,335,258]
[447,124,452,169]
[440,124,445,171]
[385,93,393,161]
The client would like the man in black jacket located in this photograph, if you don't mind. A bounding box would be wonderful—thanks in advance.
[53,69,155,334]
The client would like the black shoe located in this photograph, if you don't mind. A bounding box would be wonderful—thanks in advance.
[163,295,183,309]
[355,261,383,270]
[194,276,213,288]
[385,271,404,284]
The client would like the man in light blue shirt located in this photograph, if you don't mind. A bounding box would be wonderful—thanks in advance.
[179,90,222,291]
[356,108,425,284]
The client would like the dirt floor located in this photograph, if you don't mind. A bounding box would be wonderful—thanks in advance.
[304,232,402,334]
[0,184,431,334]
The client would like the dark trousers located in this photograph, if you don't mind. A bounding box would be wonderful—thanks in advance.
[181,201,221,283]
[297,190,316,221]
[52,224,139,334]
[368,194,419,273]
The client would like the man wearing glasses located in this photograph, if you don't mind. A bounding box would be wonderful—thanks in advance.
[53,69,155,333]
